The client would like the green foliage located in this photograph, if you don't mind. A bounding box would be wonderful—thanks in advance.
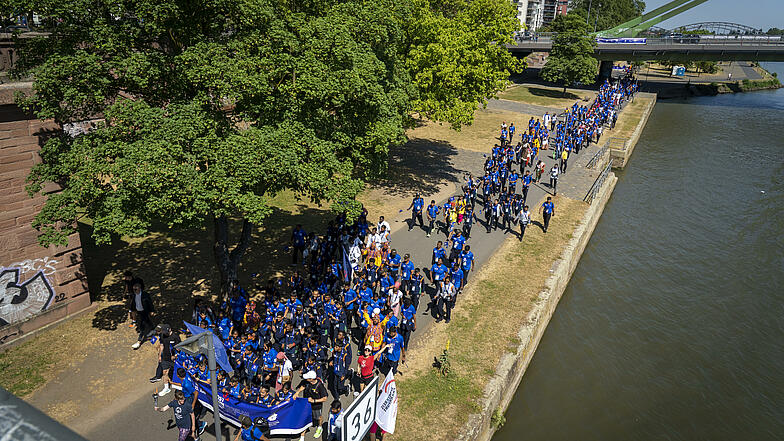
[569,0,646,32]
[491,407,507,429]
[766,27,784,36]
[406,0,525,128]
[696,61,719,74]
[540,14,597,93]
[13,0,520,256]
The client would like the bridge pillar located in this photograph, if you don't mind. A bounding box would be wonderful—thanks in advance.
[599,60,614,81]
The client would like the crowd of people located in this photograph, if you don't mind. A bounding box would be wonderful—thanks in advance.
[136,75,639,441]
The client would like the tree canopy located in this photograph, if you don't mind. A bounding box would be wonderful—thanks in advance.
[569,0,646,33]
[540,13,597,94]
[7,0,522,287]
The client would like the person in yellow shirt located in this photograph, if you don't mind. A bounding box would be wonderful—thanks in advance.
[456,197,466,223]
[560,148,569,174]
[362,308,390,352]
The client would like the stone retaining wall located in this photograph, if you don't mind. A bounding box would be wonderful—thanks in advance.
[0,101,90,346]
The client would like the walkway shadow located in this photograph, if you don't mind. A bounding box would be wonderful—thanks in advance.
[80,204,334,331]
[371,139,461,198]
[527,86,581,101]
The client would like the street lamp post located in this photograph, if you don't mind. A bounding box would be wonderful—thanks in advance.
[176,331,223,441]
[586,0,593,24]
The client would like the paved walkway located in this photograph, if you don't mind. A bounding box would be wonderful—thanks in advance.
[77,105,615,441]
[487,98,564,118]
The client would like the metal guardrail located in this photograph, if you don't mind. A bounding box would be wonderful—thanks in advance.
[586,141,609,169]
[584,162,612,204]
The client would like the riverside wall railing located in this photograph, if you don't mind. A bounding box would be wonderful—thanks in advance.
[586,140,610,169]
[584,162,612,204]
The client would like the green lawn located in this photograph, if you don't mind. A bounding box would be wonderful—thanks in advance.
[498,84,596,108]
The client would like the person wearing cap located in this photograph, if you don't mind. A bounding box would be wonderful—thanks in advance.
[295,370,328,439]
[236,414,271,441]
[275,352,293,392]
[356,345,385,396]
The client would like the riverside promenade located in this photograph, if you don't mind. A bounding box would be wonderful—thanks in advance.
[23,91,655,441]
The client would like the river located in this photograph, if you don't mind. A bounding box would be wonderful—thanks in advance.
[494,62,784,441]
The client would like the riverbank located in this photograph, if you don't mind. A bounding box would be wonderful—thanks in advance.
[393,94,652,441]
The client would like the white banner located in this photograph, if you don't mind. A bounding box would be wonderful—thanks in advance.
[375,373,398,434]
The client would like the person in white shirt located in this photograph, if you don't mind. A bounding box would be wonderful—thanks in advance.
[436,277,457,323]
[377,216,390,234]
[549,164,559,195]
[517,205,531,241]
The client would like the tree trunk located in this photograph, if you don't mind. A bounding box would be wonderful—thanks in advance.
[563,84,567,96]
[213,215,254,298]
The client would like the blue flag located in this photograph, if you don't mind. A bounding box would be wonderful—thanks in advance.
[172,366,312,435]
[183,322,233,374]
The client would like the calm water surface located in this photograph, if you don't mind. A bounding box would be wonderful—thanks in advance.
[494,62,784,441]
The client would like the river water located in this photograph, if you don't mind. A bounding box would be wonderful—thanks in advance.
[494,62,784,441]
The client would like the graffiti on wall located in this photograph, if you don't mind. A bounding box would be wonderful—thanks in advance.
[0,268,56,327]
[9,256,59,276]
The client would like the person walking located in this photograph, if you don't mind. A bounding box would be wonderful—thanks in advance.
[549,164,559,195]
[560,148,569,174]
[131,280,155,350]
[426,200,439,237]
[517,205,531,241]
[150,324,178,397]
[155,390,196,441]
[295,371,328,439]
[539,197,555,233]
[408,194,424,231]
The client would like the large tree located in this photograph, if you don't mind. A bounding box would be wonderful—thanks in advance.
[569,0,646,33]
[8,0,521,291]
[540,13,598,95]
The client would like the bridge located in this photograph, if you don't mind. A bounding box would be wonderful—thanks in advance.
[507,37,784,62]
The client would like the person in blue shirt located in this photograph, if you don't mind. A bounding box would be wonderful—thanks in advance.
[381,327,406,375]
[328,341,351,397]
[400,297,417,350]
[408,193,425,231]
[386,249,402,279]
[508,170,519,194]
[426,200,439,238]
[429,258,448,313]
[432,241,447,265]
[261,341,278,385]
[460,245,475,285]
[462,205,476,238]
[509,122,516,143]
[410,268,425,311]
[257,384,276,408]
[521,170,532,203]
[451,265,464,293]
[327,400,343,441]
[539,196,555,233]
[290,224,307,265]
[238,415,271,441]
[448,230,466,264]
[400,253,414,294]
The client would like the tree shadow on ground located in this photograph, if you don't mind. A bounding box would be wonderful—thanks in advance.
[371,139,461,198]
[81,204,334,331]
[527,86,581,101]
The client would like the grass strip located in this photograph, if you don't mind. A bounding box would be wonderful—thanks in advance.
[394,195,588,440]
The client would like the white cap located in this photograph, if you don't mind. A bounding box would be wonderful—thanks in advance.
[372,308,381,316]
[303,371,317,380]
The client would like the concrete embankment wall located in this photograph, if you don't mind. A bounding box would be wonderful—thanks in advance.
[610,93,656,169]
[456,174,618,441]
